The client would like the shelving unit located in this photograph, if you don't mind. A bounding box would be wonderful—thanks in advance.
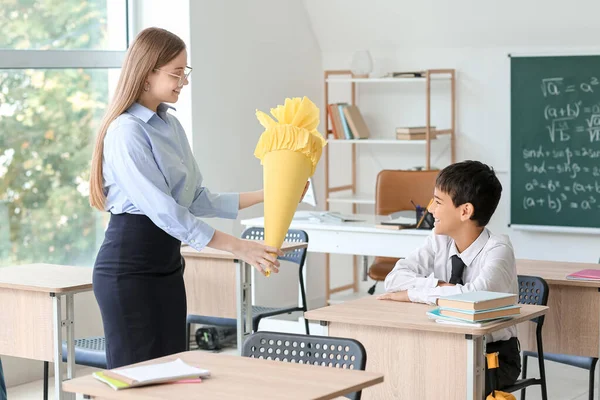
[322,69,456,301]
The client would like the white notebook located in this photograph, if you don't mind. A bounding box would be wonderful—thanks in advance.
[94,358,210,390]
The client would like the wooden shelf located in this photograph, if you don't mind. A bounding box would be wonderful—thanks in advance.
[327,135,451,145]
[327,193,375,205]
[326,76,451,83]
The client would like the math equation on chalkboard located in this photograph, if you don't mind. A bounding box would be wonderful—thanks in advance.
[511,56,600,229]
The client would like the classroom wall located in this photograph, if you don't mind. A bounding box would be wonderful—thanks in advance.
[187,0,324,308]
[302,0,600,299]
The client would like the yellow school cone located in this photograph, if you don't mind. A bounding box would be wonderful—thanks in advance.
[255,97,327,276]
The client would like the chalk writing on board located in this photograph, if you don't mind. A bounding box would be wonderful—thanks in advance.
[517,76,600,214]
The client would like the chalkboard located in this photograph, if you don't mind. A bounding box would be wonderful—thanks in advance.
[511,55,600,230]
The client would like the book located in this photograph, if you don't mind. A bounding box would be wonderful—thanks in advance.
[379,215,416,226]
[94,358,210,390]
[395,126,437,134]
[327,104,340,139]
[328,103,347,140]
[566,269,600,281]
[440,305,521,322]
[426,308,513,326]
[396,132,437,140]
[342,105,371,139]
[437,291,517,312]
[338,104,353,139]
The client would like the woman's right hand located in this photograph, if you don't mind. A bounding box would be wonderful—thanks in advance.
[233,239,283,276]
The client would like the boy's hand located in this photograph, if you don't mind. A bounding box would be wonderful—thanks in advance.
[377,291,409,302]
[437,281,455,287]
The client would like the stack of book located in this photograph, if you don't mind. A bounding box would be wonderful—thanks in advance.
[396,126,437,140]
[93,358,210,390]
[426,291,520,327]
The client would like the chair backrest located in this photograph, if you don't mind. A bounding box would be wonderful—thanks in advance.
[243,331,367,400]
[517,275,549,325]
[241,227,308,266]
[375,169,438,216]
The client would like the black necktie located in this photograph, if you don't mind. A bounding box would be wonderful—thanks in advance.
[450,255,465,285]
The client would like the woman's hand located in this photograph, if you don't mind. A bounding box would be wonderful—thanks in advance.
[232,239,283,276]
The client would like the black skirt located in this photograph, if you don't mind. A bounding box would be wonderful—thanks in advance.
[93,213,186,369]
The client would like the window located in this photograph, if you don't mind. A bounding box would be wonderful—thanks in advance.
[0,0,130,267]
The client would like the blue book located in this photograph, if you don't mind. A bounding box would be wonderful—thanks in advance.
[437,291,517,312]
[338,104,353,139]
[426,308,512,327]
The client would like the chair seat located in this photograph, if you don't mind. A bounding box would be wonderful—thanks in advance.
[524,350,598,370]
[503,377,543,393]
[187,305,303,330]
[368,257,398,281]
[60,337,107,369]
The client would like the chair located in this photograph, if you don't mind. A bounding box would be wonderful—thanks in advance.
[502,275,549,400]
[518,261,600,400]
[186,228,310,350]
[243,331,367,400]
[43,337,107,400]
[367,169,438,294]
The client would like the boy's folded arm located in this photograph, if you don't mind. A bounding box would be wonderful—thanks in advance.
[384,235,438,292]
[407,252,515,304]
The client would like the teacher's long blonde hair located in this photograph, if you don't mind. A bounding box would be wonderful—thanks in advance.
[89,27,185,210]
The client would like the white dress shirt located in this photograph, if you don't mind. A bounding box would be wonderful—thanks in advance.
[102,103,239,252]
[384,228,518,343]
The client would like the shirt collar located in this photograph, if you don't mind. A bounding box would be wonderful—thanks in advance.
[448,228,490,267]
[126,102,176,123]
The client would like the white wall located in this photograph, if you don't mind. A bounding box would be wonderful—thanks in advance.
[188,0,324,307]
[302,0,600,295]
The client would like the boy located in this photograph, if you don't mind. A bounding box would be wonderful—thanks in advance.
[378,160,520,393]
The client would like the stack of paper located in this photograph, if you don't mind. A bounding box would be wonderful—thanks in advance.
[93,358,210,390]
[427,291,520,327]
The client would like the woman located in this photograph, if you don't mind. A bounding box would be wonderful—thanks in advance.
[89,27,286,368]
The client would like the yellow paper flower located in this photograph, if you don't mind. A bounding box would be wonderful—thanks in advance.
[254,96,327,176]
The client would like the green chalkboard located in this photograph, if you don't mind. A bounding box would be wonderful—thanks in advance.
[511,55,600,229]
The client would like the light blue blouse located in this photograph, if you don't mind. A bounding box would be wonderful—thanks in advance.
[102,102,239,251]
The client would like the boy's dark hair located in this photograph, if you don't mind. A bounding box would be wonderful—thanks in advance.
[435,160,502,227]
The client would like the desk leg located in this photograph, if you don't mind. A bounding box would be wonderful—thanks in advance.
[244,261,253,340]
[465,334,486,400]
[362,256,369,281]
[236,261,253,355]
[65,294,75,381]
[52,294,65,400]
[236,261,244,355]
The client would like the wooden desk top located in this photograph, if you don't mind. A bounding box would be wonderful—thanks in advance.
[62,351,384,400]
[517,259,600,288]
[0,264,92,293]
[181,242,308,260]
[305,296,548,336]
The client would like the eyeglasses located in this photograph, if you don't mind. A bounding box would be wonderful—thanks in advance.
[153,66,193,87]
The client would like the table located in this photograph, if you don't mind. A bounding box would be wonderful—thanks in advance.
[241,212,430,299]
[517,259,600,358]
[62,351,384,399]
[305,296,548,400]
[0,264,93,400]
[181,242,307,354]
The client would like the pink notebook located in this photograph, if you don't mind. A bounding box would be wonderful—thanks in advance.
[566,269,600,281]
